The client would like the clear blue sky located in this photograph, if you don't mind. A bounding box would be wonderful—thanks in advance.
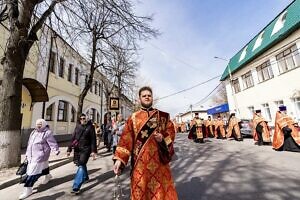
[135,0,293,117]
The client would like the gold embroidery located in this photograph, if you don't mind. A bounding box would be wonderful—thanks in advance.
[148,143,156,156]
[147,117,158,129]
[164,136,172,145]
[147,160,158,174]
[141,130,149,138]
[147,177,160,192]
[116,146,130,155]
[132,112,137,139]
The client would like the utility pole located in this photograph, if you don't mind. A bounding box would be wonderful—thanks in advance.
[42,33,56,118]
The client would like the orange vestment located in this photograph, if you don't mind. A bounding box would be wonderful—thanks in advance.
[273,111,300,150]
[252,113,271,142]
[114,109,178,200]
[205,120,214,137]
[191,118,203,139]
[226,117,242,139]
[214,119,226,138]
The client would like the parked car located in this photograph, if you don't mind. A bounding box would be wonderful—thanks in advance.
[239,119,253,137]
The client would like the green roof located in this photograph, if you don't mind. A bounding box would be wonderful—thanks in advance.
[221,0,300,81]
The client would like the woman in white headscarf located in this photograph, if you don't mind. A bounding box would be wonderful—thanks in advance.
[19,119,60,199]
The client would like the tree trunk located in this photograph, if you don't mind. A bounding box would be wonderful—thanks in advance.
[0,37,27,168]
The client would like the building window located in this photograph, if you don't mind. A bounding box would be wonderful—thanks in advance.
[97,112,100,123]
[276,44,300,74]
[99,82,102,96]
[94,81,98,95]
[49,51,56,73]
[262,103,271,121]
[242,71,254,89]
[71,106,76,122]
[271,11,287,36]
[232,79,241,93]
[59,57,65,78]
[68,64,73,82]
[46,103,54,121]
[57,100,68,121]
[274,100,284,109]
[253,31,264,51]
[294,97,300,122]
[75,68,79,85]
[257,60,273,82]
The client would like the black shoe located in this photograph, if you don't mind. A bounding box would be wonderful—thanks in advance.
[71,189,80,195]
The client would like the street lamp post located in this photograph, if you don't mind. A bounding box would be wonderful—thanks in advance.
[214,56,240,116]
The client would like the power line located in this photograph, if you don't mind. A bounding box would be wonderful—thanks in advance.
[149,42,201,71]
[154,75,221,102]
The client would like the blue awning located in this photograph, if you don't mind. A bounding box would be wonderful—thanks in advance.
[207,103,229,115]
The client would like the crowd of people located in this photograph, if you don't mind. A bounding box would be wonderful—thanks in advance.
[17,84,300,200]
[19,86,178,200]
[182,105,300,153]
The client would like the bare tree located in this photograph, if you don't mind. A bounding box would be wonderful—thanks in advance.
[104,48,138,111]
[0,0,65,168]
[59,0,158,119]
[211,82,228,105]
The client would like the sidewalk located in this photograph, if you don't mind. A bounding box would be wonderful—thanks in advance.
[0,145,72,190]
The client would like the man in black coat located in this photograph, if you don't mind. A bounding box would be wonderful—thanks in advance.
[67,113,97,194]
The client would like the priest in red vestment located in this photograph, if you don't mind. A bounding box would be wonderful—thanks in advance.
[113,86,178,200]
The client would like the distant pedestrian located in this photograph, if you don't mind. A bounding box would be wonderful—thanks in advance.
[67,113,97,194]
[112,114,125,154]
[273,106,300,152]
[93,122,101,148]
[19,119,60,200]
[103,112,113,152]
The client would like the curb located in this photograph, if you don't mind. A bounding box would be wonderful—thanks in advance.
[0,158,73,190]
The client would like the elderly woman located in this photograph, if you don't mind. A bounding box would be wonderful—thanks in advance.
[19,119,60,200]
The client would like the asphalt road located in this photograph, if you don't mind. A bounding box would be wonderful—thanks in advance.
[1,133,300,200]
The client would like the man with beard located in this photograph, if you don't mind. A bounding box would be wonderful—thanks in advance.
[113,86,178,200]
[252,109,271,145]
[273,105,300,152]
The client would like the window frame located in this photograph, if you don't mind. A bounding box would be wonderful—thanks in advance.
[57,100,68,122]
[242,71,254,89]
[256,60,274,83]
[59,57,65,78]
[68,64,73,82]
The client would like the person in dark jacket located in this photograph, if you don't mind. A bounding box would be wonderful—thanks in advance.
[67,113,97,194]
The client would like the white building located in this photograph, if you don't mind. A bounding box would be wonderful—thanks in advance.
[221,0,300,126]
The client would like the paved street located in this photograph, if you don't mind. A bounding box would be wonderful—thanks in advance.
[1,133,300,200]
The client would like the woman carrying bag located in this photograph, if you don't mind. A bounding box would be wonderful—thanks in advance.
[19,119,60,199]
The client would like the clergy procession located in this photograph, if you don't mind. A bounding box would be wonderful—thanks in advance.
[2,0,300,199]
[184,105,300,153]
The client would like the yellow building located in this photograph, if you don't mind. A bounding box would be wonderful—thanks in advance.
[0,24,134,145]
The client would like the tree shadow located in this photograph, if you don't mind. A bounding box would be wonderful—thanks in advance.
[36,168,101,193]
[174,133,300,200]
[48,157,69,164]
[31,191,65,200]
